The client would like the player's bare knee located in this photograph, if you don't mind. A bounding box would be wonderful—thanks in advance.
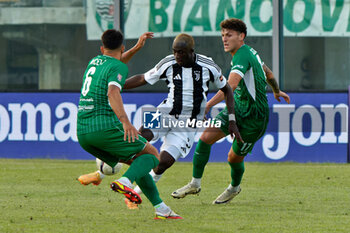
[147,144,160,160]
[138,143,160,161]
[199,132,213,145]
[227,150,233,163]
[228,150,244,163]
[227,155,235,163]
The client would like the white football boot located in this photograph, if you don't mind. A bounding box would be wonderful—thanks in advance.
[171,183,201,198]
[212,186,241,204]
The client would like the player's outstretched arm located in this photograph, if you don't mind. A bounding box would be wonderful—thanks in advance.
[124,74,147,90]
[108,85,139,143]
[121,32,154,64]
[263,64,290,104]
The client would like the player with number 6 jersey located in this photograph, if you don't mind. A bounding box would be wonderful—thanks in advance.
[77,55,128,135]
[77,29,182,220]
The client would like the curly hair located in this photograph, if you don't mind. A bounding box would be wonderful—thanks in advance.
[220,18,247,39]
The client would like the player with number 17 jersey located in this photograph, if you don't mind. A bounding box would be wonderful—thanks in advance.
[215,44,269,155]
[231,44,269,120]
[77,55,128,135]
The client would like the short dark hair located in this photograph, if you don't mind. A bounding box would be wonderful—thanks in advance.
[101,29,123,50]
[220,18,247,39]
[173,33,195,50]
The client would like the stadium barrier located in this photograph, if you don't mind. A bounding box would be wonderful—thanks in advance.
[0,92,348,163]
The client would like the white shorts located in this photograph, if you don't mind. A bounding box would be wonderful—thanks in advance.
[150,115,197,161]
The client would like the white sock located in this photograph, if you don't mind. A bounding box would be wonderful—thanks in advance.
[117,177,132,188]
[150,169,162,183]
[133,185,142,194]
[190,177,201,187]
[227,184,240,193]
[97,170,105,179]
[154,202,171,214]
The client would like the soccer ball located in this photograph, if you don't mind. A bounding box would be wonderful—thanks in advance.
[96,158,123,175]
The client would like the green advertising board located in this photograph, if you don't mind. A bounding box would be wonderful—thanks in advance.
[87,0,350,39]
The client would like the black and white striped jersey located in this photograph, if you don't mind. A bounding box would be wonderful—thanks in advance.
[144,53,227,120]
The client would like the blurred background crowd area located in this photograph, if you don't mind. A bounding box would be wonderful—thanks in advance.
[0,0,349,92]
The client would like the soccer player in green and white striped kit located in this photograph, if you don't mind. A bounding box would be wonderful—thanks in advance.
[172,18,290,204]
[77,29,182,219]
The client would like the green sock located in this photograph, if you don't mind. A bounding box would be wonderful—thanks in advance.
[135,174,162,206]
[193,139,212,178]
[123,154,159,183]
[228,161,245,186]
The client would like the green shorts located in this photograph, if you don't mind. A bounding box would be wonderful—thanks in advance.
[214,108,268,156]
[78,124,148,167]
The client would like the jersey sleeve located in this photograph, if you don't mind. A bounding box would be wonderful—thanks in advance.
[108,63,128,91]
[214,75,227,89]
[144,55,174,85]
[197,54,227,89]
[210,62,226,89]
[230,51,250,78]
[144,67,161,85]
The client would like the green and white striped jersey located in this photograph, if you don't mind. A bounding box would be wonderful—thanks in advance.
[230,44,269,119]
[77,55,128,135]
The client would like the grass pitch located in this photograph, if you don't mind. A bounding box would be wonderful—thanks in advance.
[1,159,350,233]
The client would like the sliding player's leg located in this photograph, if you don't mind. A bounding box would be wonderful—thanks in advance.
[124,149,175,209]
[115,142,183,219]
[76,127,155,205]
[77,126,149,184]
[111,142,159,204]
[77,129,132,186]
[129,139,181,208]
[77,145,108,186]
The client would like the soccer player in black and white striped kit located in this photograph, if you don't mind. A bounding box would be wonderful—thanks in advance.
[123,33,241,208]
